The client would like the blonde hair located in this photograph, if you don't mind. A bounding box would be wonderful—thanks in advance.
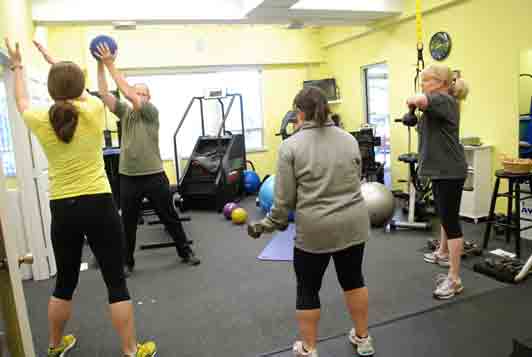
[422,64,469,101]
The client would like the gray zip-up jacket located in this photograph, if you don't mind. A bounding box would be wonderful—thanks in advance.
[260,119,370,253]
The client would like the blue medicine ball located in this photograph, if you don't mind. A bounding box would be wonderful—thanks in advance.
[258,175,295,222]
[90,35,118,60]
[243,170,261,194]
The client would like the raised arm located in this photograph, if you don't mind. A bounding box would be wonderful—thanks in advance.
[97,61,117,112]
[33,40,58,65]
[95,43,142,111]
[5,38,29,113]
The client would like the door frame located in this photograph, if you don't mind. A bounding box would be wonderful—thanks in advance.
[360,61,389,124]
[1,49,55,281]
[0,50,36,357]
[360,61,391,169]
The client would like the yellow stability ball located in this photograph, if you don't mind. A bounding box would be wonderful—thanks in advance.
[231,208,248,225]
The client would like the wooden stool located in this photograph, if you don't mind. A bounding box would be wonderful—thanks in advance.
[483,170,532,258]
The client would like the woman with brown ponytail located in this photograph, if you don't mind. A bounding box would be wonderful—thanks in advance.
[248,87,375,357]
[4,38,156,357]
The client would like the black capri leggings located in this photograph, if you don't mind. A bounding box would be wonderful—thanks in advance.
[293,243,366,310]
[431,179,465,239]
[50,193,130,304]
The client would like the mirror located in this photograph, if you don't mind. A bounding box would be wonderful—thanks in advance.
[519,50,532,159]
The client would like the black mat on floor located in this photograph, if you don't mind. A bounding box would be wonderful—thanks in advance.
[267,281,532,357]
[22,198,507,357]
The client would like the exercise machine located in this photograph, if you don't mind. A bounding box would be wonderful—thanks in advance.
[390,109,431,230]
[350,126,385,184]
[174,93,246,212]
[275,110,298,140]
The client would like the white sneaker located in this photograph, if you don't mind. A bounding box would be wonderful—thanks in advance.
[292,341,318,357]
[424,251,450,267]
[348,328,375,356]
[433,276,464,300]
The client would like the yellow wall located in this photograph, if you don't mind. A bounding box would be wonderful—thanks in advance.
[44,25,324,88]
[520,50,532,116]
[44,24,327,182]
[0,0,47,72]
[322,0,531,192]
[0,4,6,43]
[47,26,89,70]
[1,0,48,190]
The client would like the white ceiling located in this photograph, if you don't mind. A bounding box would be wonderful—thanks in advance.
[31,0,404,26]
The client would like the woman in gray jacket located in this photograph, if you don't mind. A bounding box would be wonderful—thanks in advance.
[248,87,374,357]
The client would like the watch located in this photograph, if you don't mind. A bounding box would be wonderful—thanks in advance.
[429,32,452,61]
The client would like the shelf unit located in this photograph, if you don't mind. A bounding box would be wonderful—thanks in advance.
[459,145,492,223]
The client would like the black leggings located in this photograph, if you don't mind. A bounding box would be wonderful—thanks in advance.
[432,179,465,239]
[120,172,191,267]
[50,193,130,304]
[293,243,366,310]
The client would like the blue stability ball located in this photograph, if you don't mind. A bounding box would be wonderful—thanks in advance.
[258,175,295,221]
[258,176,275,213]
[243,170,261,194]
[90,35,117,60]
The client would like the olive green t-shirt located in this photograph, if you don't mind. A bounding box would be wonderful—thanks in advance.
[114,100,164,176]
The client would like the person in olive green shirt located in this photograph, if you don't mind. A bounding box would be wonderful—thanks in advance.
[95,43,200,275]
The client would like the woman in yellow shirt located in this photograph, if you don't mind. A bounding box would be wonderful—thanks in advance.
[5,39,156,357]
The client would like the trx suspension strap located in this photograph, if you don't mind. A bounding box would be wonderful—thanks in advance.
[414,0,425,92]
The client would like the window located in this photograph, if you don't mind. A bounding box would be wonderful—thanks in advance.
[0,79,15,177]
[126,68,264,160]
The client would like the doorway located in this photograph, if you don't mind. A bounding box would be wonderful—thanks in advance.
[362,63,391,174]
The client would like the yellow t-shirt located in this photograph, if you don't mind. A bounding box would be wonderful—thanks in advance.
[22,95,111,200]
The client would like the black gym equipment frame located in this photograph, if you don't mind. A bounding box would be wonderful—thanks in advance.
[173,93,246,212]
[350,127,385,184]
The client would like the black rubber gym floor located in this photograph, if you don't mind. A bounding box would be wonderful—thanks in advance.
[21,197,531,357]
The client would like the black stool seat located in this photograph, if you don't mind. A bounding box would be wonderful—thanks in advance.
[398,153,418,164]
[495,169,532,180]
[483,170,532,258]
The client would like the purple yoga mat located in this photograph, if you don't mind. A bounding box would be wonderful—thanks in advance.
[257,224,295,261]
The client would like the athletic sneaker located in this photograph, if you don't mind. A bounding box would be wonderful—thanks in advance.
[47,335,76,357]
[135,341,157,357]
[433,276,464,300]
[182,250,201,266]
[348,328,375,356]
[292,341,318,357]
[434,273,448,287]
[424,251,450,267]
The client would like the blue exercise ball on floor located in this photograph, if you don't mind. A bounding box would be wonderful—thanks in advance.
[243,170,261,194]
[258,175,295,222]
[258,176,275,213]
[89,35,117,60]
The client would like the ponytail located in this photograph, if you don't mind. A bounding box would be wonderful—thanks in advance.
[450,78,469,101]
[48,101,79,143]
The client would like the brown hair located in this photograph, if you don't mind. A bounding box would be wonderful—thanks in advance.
[47,62,85,143]
[293,86,331,126]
